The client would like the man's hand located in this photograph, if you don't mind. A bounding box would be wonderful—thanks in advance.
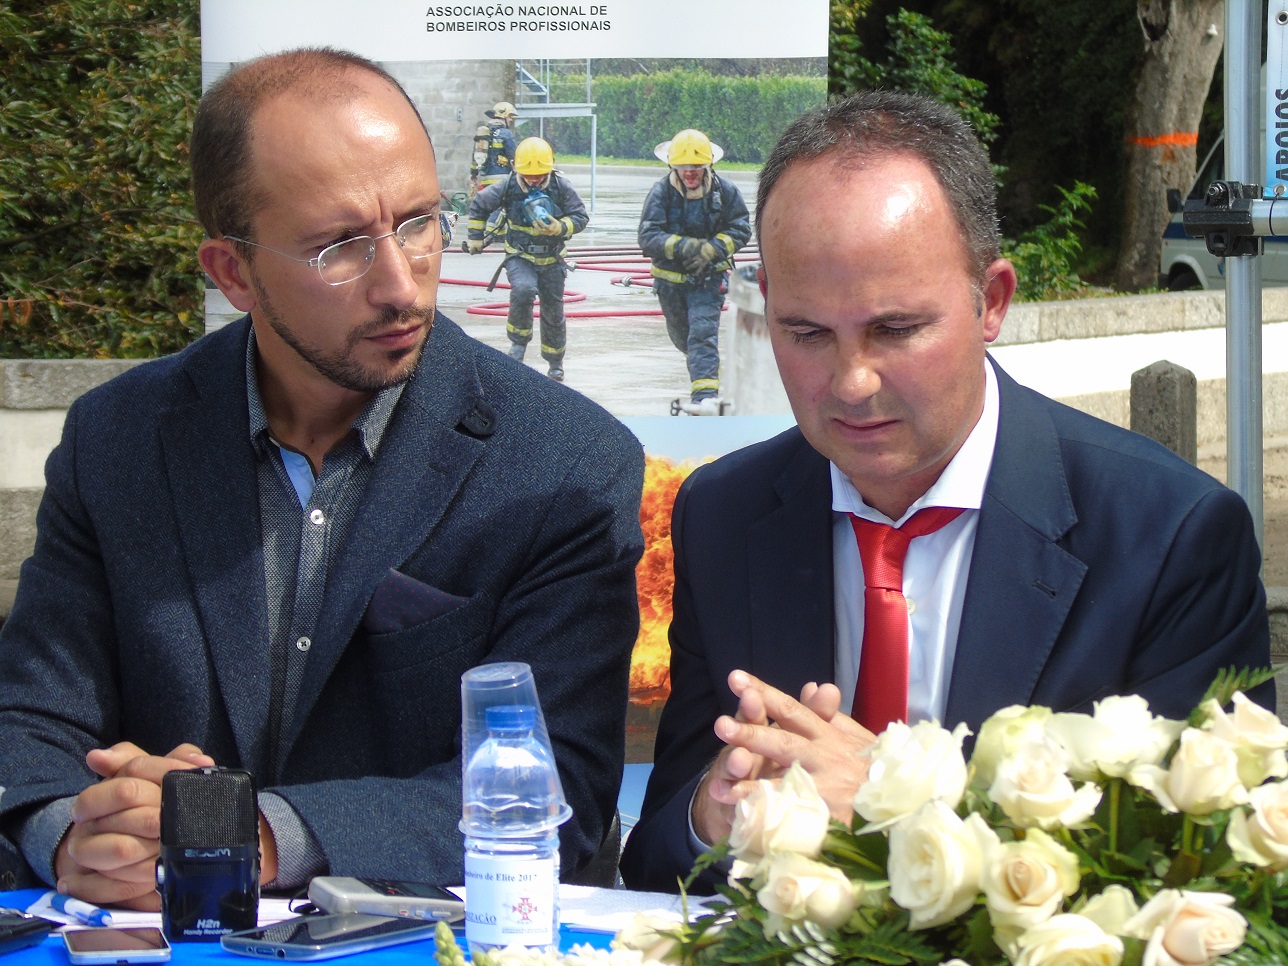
[691,671,876,846]
[54,742,214,910]
[465,237,485,254]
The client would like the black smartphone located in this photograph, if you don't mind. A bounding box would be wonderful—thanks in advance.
[220,913,437,961]
[0,910,55,957]
[63,927,172,964]
[306,877,464,922]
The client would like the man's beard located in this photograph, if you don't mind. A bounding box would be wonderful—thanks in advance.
[256,283,435,393]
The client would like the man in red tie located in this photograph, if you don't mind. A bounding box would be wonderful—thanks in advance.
[619,90,1272,893]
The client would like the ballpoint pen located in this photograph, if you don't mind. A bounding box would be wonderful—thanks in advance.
[48,893,113,928]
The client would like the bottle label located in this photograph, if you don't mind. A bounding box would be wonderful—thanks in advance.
[464,851,557,947]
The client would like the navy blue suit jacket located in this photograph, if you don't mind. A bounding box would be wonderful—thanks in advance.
[619,360,1270,892]
[0,314,644,886]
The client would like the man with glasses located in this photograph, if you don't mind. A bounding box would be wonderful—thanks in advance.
[0,48,644,905]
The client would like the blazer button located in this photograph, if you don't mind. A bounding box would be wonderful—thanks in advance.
[296,636,312,652]
[309,509,326,526]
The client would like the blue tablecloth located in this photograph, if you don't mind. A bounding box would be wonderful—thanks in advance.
[1,890,614,965]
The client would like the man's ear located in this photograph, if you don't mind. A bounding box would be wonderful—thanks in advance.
[980,258,1017,344]
[198,238,257,313]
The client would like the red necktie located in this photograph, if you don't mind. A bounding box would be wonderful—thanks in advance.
[849,507,964,734]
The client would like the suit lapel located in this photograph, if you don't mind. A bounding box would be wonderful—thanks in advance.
[281,317,488,753]
[748,435,834,694]
[945,361,1088,730]
[159,319,273,772]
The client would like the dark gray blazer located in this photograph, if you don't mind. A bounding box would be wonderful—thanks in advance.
[620,359,1270,892]
[0,313,645,885]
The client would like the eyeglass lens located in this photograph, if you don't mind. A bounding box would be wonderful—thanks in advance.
[316,213,454,285]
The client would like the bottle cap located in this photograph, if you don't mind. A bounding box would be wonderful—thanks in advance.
[485,704,536,733]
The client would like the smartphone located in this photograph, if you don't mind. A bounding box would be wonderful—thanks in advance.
[63,927,172,965]
[307,877,464,922]
[220,913,437,961]
[0,910,55,956]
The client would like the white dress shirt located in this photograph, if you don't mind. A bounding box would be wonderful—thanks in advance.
[831,362,1000,723]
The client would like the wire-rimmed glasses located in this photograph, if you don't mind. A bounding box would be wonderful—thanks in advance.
[224,211,456,286]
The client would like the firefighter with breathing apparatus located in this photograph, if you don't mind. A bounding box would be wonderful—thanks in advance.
[469,101,519,197]
[466,136,588,382]
[639,128,751,415]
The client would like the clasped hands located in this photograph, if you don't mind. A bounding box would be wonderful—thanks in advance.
[692,670,877,847]
[54,742,276,909]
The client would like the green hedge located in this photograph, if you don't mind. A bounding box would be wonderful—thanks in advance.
[0,1,202,359]
[540,70,826,164]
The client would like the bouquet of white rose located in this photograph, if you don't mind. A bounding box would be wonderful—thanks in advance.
[430,668,1288,966]
[623,667,1288,966]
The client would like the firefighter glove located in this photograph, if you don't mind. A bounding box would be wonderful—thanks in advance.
[465,237,485,254]
[534,215,564,236]
[680,238,720,273]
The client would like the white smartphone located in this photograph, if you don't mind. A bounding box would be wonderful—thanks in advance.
[63,927,172,965]
[307,877,464,922]
[220,913,437,961]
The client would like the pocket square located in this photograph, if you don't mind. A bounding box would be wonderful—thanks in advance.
[362,568,469,634]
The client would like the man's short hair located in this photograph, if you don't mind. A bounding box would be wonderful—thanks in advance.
[756,90,1000,281]
[190,47,429,242]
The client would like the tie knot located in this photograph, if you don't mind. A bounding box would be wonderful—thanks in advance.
[849,506,964,590]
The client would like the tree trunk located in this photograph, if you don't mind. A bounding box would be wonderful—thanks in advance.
[1116,0,1224,291]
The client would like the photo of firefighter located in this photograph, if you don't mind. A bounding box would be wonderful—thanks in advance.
[465,136,589,382]
[639,129,752,415]
[468,99,519,198]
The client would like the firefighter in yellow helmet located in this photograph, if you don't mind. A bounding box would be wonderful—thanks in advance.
[639,129,751,415]
[466,137,588,381]
[469,100,519,197]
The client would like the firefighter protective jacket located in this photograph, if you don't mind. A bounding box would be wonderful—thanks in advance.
[467,172,589,266]
[470,120,517,185]
[638,170,751,284]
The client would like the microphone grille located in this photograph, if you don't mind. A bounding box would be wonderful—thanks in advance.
[161,768,258,848]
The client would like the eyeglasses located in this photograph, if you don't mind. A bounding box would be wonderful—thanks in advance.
[225,211,457,286]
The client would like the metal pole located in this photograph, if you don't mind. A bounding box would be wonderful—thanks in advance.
[1225,0,1265,547]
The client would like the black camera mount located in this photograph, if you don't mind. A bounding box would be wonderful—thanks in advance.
[1177,179,1288,257]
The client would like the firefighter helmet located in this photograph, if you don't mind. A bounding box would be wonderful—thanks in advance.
[654,129,724,166]
[514,137,555,176]
[486,101,519,121]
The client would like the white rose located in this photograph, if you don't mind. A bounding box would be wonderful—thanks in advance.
[1123,890,1247,966]
[729,761,830,862]
[972,705,1053,789]
[1078,885,1140,935]
[756,852,858,929]
[1227,779,1288,870]
[988,737,1103,830]
[1013,913,1124,966]
[981,828,1080,941]
[1201,691,1288,789]
[853,720,970,831]
[612,914,679,962]
[1046,696,1184,781]
[1129,729,1247,816]
[887,800,997,930]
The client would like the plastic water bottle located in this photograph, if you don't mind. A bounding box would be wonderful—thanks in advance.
[460,704,571,956]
